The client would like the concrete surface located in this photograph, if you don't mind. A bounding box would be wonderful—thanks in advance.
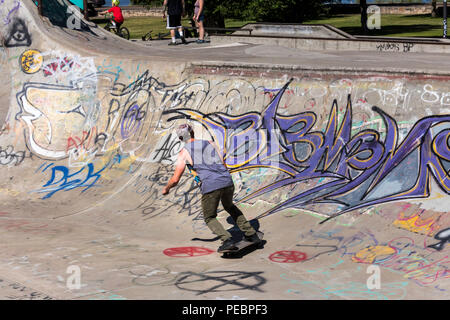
[210,33,450,54]
[0,0,449,300]
[236,23,353,39]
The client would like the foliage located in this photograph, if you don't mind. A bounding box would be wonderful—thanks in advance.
[131,0,327,24]
[130,0,163,7]
[241,0,327,23]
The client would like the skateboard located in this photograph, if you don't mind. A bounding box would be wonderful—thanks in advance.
[219,231,264,258]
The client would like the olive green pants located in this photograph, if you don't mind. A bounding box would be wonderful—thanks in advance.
[201,185,256,242]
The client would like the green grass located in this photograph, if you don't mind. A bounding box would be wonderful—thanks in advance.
[92,16,254,39]
[303,14,446,38]
[93,14,447,39]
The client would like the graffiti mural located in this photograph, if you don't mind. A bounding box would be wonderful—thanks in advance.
[15,82,102,160]
[163,79,450,220]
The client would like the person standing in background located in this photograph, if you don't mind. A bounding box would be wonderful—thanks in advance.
[193,0,205,43]
[163,0,187,45]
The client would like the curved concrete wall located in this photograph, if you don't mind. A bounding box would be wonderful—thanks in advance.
[0,0,449,300]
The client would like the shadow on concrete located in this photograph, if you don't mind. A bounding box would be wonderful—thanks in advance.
[42,0,100,36]
[226,217,261,242]
[341,24,442,37]
[191,236,221,242]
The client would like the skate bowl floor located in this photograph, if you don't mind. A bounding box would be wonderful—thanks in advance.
[0,0,449,300]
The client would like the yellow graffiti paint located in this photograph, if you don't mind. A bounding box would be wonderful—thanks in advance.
[19,50,43,74]
[393,213,437,235]
[352,246,396,264]
[94,146,137,181]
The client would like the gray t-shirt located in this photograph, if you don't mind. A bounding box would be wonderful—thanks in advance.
[184,140,233,194]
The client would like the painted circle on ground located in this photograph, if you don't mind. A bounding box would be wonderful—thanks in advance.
[269,250,307,263]
[19,49,43,74]
[163,246,215,258]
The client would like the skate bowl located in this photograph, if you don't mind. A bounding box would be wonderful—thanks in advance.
[0,0,449,300]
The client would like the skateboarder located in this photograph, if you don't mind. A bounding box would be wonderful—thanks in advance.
[162,124,260,252]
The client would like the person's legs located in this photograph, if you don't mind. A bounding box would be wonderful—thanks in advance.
[167,15,177,44]
[196,15,205,43]
[178,27,186,44]
[202,189,232,242]
[221,185,256,237]
[198,19,204,40]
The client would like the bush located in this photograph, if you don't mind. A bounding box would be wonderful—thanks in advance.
[242,0,327,23]
[132,0,328,27]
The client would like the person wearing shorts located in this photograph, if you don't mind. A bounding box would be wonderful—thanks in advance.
[162,124,260,252]
[193,0,205,43]
[163,0,187,45]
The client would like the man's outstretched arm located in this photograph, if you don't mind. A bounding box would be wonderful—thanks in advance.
[162,149,187,195]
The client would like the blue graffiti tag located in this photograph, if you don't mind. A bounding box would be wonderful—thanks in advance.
[35,154,123,199]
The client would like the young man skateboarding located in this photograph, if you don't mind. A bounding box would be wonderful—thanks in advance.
[162,124,260,252]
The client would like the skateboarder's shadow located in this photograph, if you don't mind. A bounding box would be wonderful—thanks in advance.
[190,218,261,243]
[222,218,266,259]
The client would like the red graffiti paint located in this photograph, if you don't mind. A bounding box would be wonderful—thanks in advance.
[163,246,214,258]
[269,250,307,263]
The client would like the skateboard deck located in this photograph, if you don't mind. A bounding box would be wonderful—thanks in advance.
[219,231,264,255]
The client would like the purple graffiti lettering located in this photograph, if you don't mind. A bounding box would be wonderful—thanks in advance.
[121,104,143,139]
[164,79,450,220]
[3,1,20,26]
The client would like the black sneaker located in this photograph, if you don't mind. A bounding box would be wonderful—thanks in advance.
[244,233,260,243]
[181,37,187,44]
[218,239,237,252]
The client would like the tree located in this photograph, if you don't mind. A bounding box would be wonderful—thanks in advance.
[432,0,437,18]
[184,0,226,28]
[132,0,327,27]
[241,0,327,23]
[360,0,368,34]
[131,0,163,6]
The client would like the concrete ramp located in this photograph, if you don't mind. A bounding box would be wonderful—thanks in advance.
[0,0,449,300]
[238,23,354,39]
